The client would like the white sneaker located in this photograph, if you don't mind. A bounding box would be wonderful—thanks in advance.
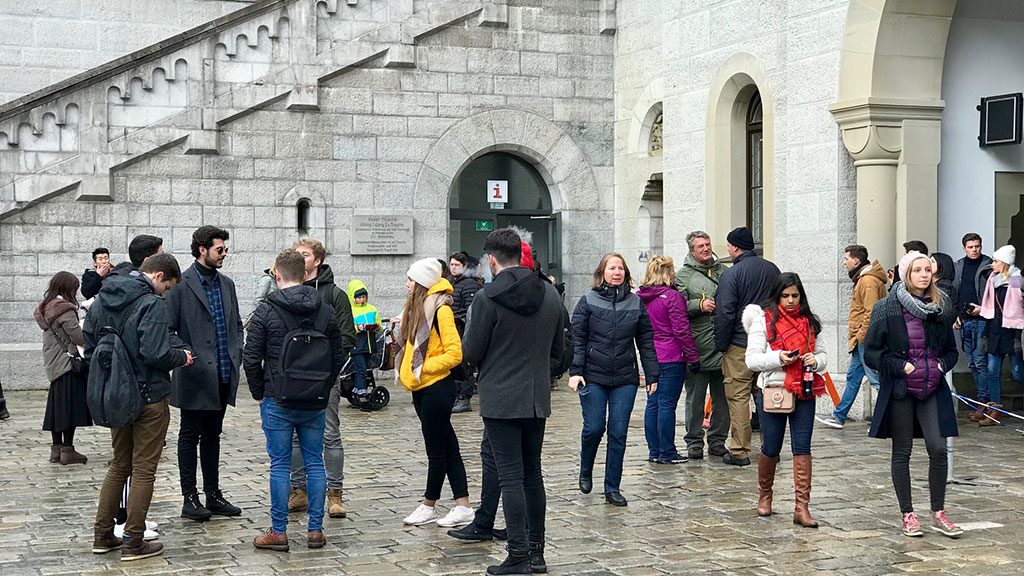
[402,504,438,526]
[145,520,158,532]
[815,415,844,429]
[113,522,160,541]
[436,505,475,528]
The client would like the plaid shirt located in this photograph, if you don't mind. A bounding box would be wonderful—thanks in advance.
[200,274,232,383]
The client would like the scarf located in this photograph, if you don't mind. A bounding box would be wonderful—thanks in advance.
[894,282,954,351]
[765,307,825,399]
[848,262,867,282]
[398,292,453,384]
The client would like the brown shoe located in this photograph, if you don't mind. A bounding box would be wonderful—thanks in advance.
[288,487,307,513]
[49,444,61,464]
[254,529,289,552]
[792,455,818,528]
[978,403,1001,426]
[327,488,347,518]
[121,535,164,562]
[757,454,778,517]
[60,445,88,465]
[967,406,986,422]
[307,531,326,549]
[91,532,122,554]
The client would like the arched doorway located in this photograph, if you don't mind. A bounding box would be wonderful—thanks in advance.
[448,151,561,280]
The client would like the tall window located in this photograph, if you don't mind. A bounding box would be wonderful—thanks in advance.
[746,91,763,250]
[648,113,663,156]
[296,198,311,236]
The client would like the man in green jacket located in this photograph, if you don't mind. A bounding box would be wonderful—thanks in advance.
[676,231,730,460]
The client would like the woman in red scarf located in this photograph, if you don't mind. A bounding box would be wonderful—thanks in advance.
[741,272,828,527]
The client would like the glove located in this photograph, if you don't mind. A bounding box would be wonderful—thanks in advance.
[687,361,701,376]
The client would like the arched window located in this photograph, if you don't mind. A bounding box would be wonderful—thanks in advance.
[649,113,663,156]
[746,91,763,250]
[296,198,311,235]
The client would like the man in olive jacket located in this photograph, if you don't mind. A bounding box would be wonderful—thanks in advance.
[462,228,564,574]
[676,231,730,460]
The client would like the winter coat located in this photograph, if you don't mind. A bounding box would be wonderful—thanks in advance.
[81,269,105,300]
[243,285,347,411]
[636,285,699,365]
[254,268,277,310]
[741,305,828,390]
[397,279,462,391]
[304,264,357,359]
[569,283,659,387]
[676,253,727,371]
[713,250,780,352]
[847,260,888,350]
[953,254,992,318]
[451,271,483,325]
[902,310,943,398]
[463,266,565,419]
[83,272,188,405]
[863,292,959,440]
[166,263,244,411]
[34,298,85,382]
[980,269,1024,329]
[346,278,380,355]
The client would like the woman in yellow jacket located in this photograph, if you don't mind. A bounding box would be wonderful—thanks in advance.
[397,258,475,528]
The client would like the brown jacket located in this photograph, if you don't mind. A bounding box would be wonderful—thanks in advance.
[848,260,887,350]
[34,298,85,382]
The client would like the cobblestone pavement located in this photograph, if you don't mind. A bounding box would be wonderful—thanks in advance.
[1,384,1022,575]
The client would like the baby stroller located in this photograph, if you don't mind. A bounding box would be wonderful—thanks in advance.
[339,319,395,412]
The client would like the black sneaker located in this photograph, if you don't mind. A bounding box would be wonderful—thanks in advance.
[722,452,751,467]
[447,523,495,541]
[0,406,9,420]
[657,453,689,464]
[206,490,241,517]
[181,492,213,521]
[493,528,508,541]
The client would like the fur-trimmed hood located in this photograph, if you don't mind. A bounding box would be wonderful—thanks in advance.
[741,303,763,335]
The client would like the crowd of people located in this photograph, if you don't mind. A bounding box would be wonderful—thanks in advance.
[17,220,1019,573]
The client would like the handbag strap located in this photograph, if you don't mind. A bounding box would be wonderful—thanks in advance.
[47,313,82,360]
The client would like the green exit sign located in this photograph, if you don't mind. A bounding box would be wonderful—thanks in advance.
[475,220,494,232]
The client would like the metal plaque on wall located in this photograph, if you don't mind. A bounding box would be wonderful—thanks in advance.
[350,215,415,255]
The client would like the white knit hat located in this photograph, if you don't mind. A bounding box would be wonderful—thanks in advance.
[993,245,1016,266]
[407,258,442,289]
[898,251,930,284]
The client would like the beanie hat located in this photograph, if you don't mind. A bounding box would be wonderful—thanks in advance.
[993,245,1016,266]
[353,288,368,299]
[407,258,442,289]
[521,242,534,270]
[898,251,930,283]
[726,227,755,251]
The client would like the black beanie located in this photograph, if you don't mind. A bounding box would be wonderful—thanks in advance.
[354,288,368,299]
[726,227,755,251]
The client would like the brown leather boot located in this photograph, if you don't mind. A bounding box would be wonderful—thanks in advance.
[307,531,326,549]
[978,403,1001,426]
[327,488,347,518]
[288,487,307,512]
[967,405,986,422]
[60,445,88,465]
[253,529,289,552]
[792,455,818,528]
[121,535,164,561]
[49,444,61,463]
[757,454,779,517]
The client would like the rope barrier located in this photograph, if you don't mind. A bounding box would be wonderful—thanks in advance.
[952,393,1024,422]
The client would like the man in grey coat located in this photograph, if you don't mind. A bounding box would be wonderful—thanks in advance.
[462,228,564,575]
[166,226,244,521]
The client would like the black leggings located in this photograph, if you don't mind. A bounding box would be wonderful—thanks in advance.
[889,392,947,514]
[412,376,468,501]
[51,429,75,446]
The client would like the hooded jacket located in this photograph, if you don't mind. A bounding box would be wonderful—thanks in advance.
[713,250,780,352]
[463,266,565,419]
[676,253,727,370]
[451,271,483,325]
[570,283,659,388]
[34,297,85,382]
[397,278,462,391]
[742,304,828,390]
[346,278,380,355]
[304,264,357,359]
[848,260,888,350]
[636,285,699,365]
[83,272,188,404]
[243,285,347,410]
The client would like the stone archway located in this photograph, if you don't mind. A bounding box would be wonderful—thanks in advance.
[831,0,958,267]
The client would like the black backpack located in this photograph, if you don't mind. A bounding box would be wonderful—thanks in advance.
[269,301,334,404]
[87,299,147,428]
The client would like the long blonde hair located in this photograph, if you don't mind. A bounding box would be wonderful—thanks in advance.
[399,282,430,345]
[902,255,943,304]
[640,256,675,287]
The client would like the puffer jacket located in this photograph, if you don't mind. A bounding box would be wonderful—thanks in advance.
[714,250,780,352]
[398,279,463,391]
[34,297,85,382]
[676,253,727,370]
[741,304,828,389]
[570,283,659,387]
[636,285,699,364]
[902,309,942,399]
[451,271,483,325]
[346,278,380,355]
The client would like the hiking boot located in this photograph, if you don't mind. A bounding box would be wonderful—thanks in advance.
[487,553,532,575]
[307,531,327,549]
[181,492,213,522]
[327,488,347,518]
[530,543,547,574]
[91,532,122,554]
[687,447,704,460]
[253,529,289,552]
[901,512,923,537]
[978,403,1001,426]
[452,395,471,414]
[59,445,87,465]
[931,510,963,538]
[120,535,164,562]
[288,487,308,513]
[206,489,241,517]
[708,445,728,458]
[967,406,986,422]
[723,452,751,467]
[49,444,61,464]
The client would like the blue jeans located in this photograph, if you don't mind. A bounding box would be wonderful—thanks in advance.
[985,352,1024,404]
[579,383,638,494]
[261,398,326,534]
[644,362,685,460]
[833,343,879,423]
[760,395,815,458]
[351,353,369,394]
[960,318,988,389]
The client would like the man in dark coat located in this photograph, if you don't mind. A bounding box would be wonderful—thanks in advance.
[82,247,111,300]
[462,228,564,575]
[713,227,779,466]
[450,251,483,413]
[166,226,244,521]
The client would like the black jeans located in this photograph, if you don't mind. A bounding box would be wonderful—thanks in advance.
[483,417,546,555]
[412,377,468,501]
[889,392,947,513]
[473,428,501,530]
[178,406,227,496]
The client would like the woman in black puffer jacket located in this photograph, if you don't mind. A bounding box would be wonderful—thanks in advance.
[568,253,659,507]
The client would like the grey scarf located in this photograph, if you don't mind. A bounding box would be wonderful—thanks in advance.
[894,281,944,319]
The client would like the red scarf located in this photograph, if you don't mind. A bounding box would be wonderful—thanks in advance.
[765,307,825,399]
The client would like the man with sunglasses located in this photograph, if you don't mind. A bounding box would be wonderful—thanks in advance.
[166,225,245,521]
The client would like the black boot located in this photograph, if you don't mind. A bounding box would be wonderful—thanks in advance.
[452,394,471,414]
[529,544,547,574]
[206,489,241,517]
[487,552,532,575]
[181,492,213,521]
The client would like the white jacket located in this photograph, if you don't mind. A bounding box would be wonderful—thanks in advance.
[741,304,828,390]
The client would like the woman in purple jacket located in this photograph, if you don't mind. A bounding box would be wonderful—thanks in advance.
[638,256,700,464]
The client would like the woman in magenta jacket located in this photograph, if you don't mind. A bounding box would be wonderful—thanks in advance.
[637,256,700,464]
